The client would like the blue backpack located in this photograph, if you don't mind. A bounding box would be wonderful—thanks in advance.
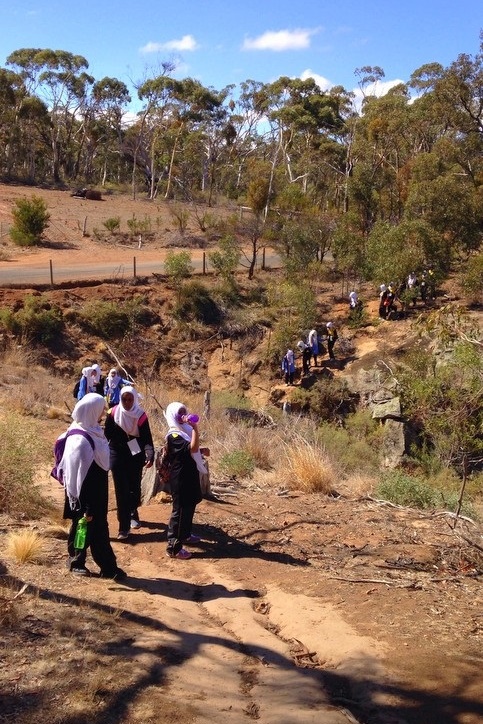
[51,429,95,483]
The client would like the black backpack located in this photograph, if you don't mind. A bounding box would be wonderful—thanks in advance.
[73,380,81,399]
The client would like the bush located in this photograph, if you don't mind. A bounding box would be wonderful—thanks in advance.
[219,450,255,479]
[78,298,150,338]
[290,377,355,422]
[375,471,438,509]
[174,281,222,324]
[0,413,53,518]
[281,436,336,494]
[460,252,483,304]
[10,195,50,246]
[103,216,121,233]
[0,295,63,344]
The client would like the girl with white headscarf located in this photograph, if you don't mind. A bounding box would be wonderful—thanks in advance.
[103,367,130,408]
[59,393,125,579]
[104,386,154,539]
[76,365,98,400]
[163,401,210,560]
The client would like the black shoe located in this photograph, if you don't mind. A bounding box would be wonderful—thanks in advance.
[100,567,127,581]
[71,566,91,576]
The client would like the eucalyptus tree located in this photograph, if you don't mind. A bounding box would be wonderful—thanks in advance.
[255,76,345,216]
[6,48,94,182]
[88,77,131,184]
[128,61,176,199]
[162,78,225,200]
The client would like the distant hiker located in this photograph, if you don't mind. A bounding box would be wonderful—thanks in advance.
[58,393,126,580]
[281,349,295,385]
[378,284,388,319]
[297,340,311,375]
[104,367,130,408]
[349,290,359,310]
[308,328,319,366]
[76,366,99,400]
[325,322,338,360]
[385,283,398,320]
[104,385,154,540]
[163,401,210,560]
[91,363,105,395]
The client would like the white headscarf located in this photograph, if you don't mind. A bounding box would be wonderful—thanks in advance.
[164,401,207,474]
[106,368,121,391]
[113,385,143,436]
[58,393,110,510]
[82,365,97,393]
[91,364,101,384]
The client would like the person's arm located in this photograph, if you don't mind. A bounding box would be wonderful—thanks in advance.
[77,376,87,400]
[187,420,200,454]
[139,417,154,466]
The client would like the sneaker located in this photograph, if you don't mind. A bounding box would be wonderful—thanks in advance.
[100,567,127,581]
[166,548,192,560]
[71,566,90,576]
[130,519,141,529]
[184,534,201,544]
[117,531,129,540]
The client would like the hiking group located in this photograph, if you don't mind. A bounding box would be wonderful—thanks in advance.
[282,322,338,385]
[54,364,209,580]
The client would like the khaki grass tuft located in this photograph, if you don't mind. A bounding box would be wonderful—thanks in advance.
[6,530,45,564]
[281,436,336,494]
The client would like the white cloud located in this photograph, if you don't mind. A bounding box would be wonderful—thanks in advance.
[351,78,405,112]
[140,35,199,55]
[242,28,320,52]
[300,69,333,92]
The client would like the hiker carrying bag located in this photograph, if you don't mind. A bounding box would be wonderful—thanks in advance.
[51,429,95,484]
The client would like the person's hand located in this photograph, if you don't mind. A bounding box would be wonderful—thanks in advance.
[200,447,210,457]
[84,514,93,522]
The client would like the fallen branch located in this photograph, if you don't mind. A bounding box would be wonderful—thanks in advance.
[329,576,422,588]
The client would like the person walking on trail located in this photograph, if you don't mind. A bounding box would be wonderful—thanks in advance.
[104,367,130,408]
[378,284,388,319]
[76,365,99,400]
[164,402,210,560]
[297,340,311,376]
[281,348,295,385]
[325,322,338,360]
[104,386,154,540]
[58,393,126,580]
[308,328,319,366]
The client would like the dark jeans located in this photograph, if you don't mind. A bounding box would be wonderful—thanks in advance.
[111,452,144,533]
[67,509,117,573]
[167,503,197,555]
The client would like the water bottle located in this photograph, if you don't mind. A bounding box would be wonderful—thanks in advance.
[74,515,88,550]
[185,413,199,424]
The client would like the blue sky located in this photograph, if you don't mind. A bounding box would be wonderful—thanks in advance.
[1,0,481,112]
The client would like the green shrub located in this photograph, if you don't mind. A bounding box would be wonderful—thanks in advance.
[164,250,193,284]
[174,281,222,324]
[219,450,255,479]
[103,216,121,233]
[169,203,190,234]
[10,195,50,246]
[291,377,355,422]
[0,413,53,518]
[0,295,63,343]
[78,298,150,338]
[375,471,438,509]
[127,214,151,236]
[460,252,483,304]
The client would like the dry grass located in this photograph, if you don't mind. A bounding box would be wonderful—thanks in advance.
[6,529,45,563]
[278,434,336,494]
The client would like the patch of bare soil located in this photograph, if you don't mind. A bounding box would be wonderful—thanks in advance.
[0,184,482,724]
[2,474,482,724]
